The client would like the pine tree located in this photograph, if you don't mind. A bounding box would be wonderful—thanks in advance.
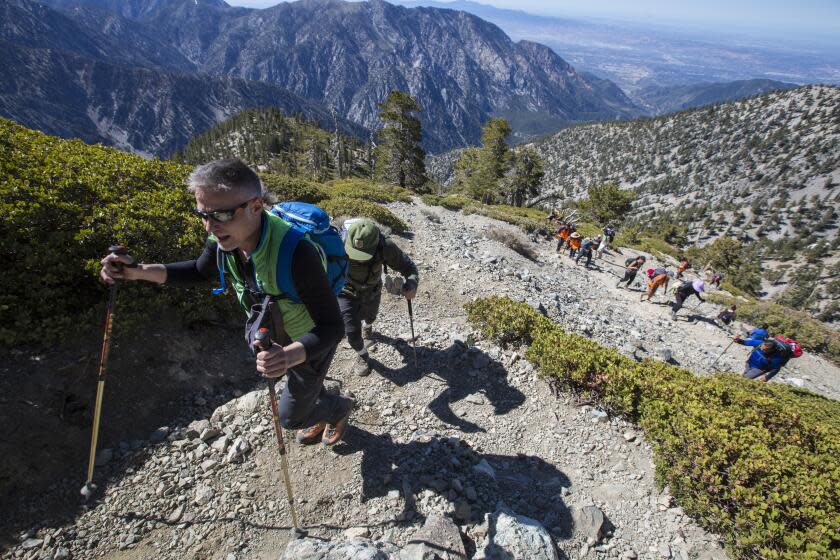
[374,91,427,191]
[454,118,513,204]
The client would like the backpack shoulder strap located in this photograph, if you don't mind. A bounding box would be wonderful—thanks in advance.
[276,225,306,303]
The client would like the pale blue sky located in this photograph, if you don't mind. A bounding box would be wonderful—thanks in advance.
[226,0,840,38]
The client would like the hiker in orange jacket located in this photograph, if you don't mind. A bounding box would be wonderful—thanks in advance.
[641,268,670,302]
[554,222,570,252]
[568,231,582,258]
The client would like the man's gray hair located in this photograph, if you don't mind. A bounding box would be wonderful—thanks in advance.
[187,158,264,198]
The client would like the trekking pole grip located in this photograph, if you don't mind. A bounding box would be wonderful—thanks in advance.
[108,244,137,272]
[255,327,272,352]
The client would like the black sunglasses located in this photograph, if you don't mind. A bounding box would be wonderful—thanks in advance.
[191,200,250,223]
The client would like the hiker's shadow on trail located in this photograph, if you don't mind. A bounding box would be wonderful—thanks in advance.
[685,314,721,328]
[368,333,526,433]
[334,427,573,555]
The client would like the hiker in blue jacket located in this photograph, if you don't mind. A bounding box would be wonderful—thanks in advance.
[733,336,791,382]
[748,323,770,340]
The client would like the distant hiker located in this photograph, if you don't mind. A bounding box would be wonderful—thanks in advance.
[717,304,737,325]
[671,279,705,320]
[710,271,725,288]
[576,236,599,268]
[554,222,570,252]
[603,225,616,244]
[733,336,801,382]
[568,231,582,259]
[676,258,691,279]
[616,256,646,289]
[339,218,419,377]
[595,235,609,259]
[748,323,770,341]
[99,159,353,446]
[641,267,669,302]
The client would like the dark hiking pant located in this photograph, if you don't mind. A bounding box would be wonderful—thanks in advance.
[278,344,350,429]
[617,270,637,287]
[672,292,688,314]
[576,248,592,267]
[338,288,382,353]
[556,238,565,252]
[743,367,779,381]
[569,247,578,259]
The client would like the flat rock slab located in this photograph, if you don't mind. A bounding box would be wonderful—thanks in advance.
[402,514,467,560]
[281,537,400,560]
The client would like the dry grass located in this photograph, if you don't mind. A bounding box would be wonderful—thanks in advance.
[485,227,540,261]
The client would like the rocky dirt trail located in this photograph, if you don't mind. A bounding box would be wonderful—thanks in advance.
[5,198,838,560]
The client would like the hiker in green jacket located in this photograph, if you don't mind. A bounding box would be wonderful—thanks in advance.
[339,219,419,376]
[99,159,353,446]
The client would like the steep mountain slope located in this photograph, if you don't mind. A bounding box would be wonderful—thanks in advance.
[174,107,372,180]
[530,85,840,318]
[0,41,366,156]
[635,78,798,115]
[33,0,641,153]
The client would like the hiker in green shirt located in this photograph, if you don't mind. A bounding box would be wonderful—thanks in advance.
[339,219,419,376]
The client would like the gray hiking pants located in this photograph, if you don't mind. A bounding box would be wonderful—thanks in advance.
[278,344,350,429]
[743,367,780,382]
[338,287,382,353]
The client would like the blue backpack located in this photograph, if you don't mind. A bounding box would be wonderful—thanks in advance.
[271,202,348,302]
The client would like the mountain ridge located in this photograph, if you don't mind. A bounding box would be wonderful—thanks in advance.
[12,0,640,154]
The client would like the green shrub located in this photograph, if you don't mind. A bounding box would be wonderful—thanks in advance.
[260,174,327,203]
[0,118,235,346]
[319,196,407,233]
[323,178,412,203]
[421,194,549,234]
[465,296,840,559]
[706,295,840,364]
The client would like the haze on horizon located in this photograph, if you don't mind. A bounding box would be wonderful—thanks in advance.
[226,0,840,44]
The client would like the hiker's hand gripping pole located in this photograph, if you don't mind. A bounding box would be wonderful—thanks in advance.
[82,245,136,500]
[255,328,303,537]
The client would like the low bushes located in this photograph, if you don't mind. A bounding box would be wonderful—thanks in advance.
[465,296,840,559]
[420,193,472,210]
[319,197,407,233]
[323,178,412,203]
[260,174,327,203]
[421,194,549,234]
[0,118,235,346]
[707,294,840,364]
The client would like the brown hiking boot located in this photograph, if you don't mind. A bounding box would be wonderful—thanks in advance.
[295,421,326,445]
[322,398,354,447]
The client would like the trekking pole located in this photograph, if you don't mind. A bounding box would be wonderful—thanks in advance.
[407,299,418,371]
[81,244,135,500]
[255,327,305,538]
[710,339,735,371]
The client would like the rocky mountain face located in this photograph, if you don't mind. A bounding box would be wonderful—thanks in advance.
[0,25,365,156]
[427,86,840,320]
[11,0,640,155]
[5,194,838,558]
[531,85,840,319]
[635,78,798,115]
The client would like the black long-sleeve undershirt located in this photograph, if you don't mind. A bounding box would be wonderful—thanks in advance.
[164,238,343,360]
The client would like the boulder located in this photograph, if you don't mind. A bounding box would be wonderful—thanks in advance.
[477,505,559,560]
[573,505,605,542]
